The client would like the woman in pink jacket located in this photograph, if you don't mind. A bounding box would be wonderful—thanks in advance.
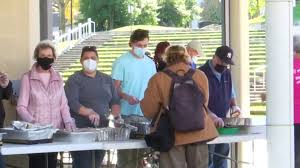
[17,41,76,168]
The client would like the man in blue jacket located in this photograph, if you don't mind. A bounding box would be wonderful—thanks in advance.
[199,46,241,168]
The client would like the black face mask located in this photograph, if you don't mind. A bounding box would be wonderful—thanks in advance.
[37,57,54,70]
[215,64,227,73]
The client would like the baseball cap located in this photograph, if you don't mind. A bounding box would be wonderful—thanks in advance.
[187,40,204,56]
[215,46,234,65]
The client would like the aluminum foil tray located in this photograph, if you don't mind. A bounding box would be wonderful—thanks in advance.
[223,118,252,127]
[53,128,98,143]
[0,128,56,142]
[96,127,131,141]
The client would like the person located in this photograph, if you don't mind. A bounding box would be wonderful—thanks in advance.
[0,71,12,128]
[64,46,120,168]
[294,35,300,167]
[17,41,76,168]
[111,29,156,168]
[141,45,220,168]
[294,35,300,124]
[0,71,12,168]
[154,41,170,71]
[186,40,204,69]
[199,46,241,168]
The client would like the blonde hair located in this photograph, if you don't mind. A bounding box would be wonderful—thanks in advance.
[33,40,57,60]
[165,45,189,66]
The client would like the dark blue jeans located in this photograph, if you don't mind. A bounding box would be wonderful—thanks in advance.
[71,150,105,168]
[208,144,230,168]
[0,154,5,168]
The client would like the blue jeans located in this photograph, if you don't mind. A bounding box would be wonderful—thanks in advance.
[71,150,105,168]
[0,154,5,168]
[208,144,230,168]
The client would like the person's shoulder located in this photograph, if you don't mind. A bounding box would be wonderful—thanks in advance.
[66,71,83,83]
[117,51,131,61]
[193,69,209,83]
[98,71,113,81]
[20,70,32,81]
[113,51,131,66]
[199,61,210,71]
[194,69,207,77]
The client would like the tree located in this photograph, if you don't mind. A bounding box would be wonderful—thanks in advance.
[200,0,222,24]
[79,0,130,30]
[53,0,71,32]
[158,0,194,27]
[132,0,159,25]
[248,0,265,19]
[79,0,159,30]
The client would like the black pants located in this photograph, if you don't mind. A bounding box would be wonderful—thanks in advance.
[295,124,300,168]
[29,153,57,168]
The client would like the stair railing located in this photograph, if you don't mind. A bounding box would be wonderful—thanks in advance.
[250,65,266,102]
[53,18,96,56]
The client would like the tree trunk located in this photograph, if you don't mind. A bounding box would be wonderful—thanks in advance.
[59,3,66,32]
[109,5,114,30]
[256,0,260,17]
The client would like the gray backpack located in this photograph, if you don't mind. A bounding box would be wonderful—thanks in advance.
[163,69,205,132]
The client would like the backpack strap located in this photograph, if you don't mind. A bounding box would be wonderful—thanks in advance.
[163,69,178,80]
[184,69,196,79]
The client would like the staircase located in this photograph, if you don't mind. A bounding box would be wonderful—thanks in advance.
[54,29,266,105]
[53,32,113,73]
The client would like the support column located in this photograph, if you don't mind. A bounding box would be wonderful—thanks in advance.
[229,0,250,117]
[266,0,294,168]
[40,0,53,40]
[229,1,251,168]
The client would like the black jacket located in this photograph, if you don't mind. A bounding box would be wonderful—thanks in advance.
[0,81,12,127]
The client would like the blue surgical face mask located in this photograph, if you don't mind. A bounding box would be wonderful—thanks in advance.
[133,47,146,58]
[192,56,199,63]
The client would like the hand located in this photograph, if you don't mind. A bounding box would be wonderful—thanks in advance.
[213,117,225,128]
[0,72,9,88]
[65,121,77,132]
[125,95,140,105]
[114,117,124,128]
[88,110,100,127]
[231,106,241,118]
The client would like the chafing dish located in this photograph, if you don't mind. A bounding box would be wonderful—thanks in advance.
[124,115,151,137]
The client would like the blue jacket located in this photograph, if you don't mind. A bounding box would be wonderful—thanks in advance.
[199,61,232,118]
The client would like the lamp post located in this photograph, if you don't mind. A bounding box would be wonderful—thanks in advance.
[128,4,134,32]
[70,0,73,30]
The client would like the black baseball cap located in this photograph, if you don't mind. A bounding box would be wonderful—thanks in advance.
[215,46,234,65]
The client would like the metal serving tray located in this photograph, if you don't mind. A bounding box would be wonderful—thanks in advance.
[0,128,57,144]
[124,116,151,135]
[53,128,98,143]
[223,118,252,127]
[96,127,131,141]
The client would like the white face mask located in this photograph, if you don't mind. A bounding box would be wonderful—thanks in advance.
[192,56,199,63]
[133,47,146,58]
[83,59,97,72]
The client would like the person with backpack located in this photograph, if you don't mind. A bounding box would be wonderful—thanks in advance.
[141,45,222,168]
[199,46,241,168]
